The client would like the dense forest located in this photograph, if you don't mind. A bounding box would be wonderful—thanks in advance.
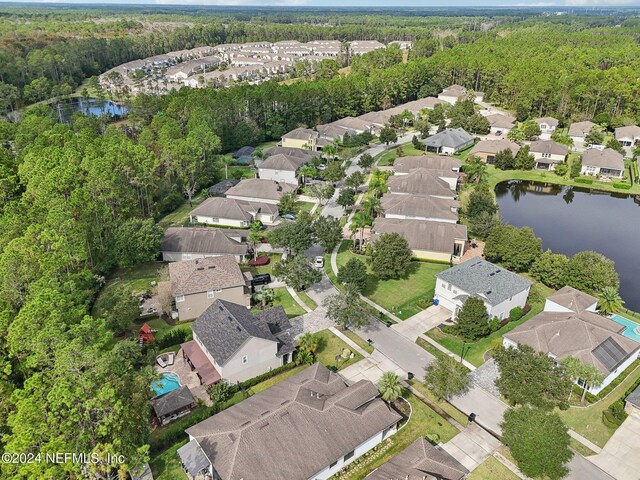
[2,6,640,478]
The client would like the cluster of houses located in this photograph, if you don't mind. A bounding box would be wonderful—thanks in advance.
[434,258,640,395]
[99,39,404,95]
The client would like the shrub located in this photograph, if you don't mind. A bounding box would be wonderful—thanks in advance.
[239,362,298,389]
[574,177,593,184]
[155,327,192,350]
[489,317,502,333]
[603,400,627,428]
[613,182,631,190]
[509,306,524,321]
[554,163,568,176]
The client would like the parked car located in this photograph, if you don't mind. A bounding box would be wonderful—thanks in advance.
[314,256,324,268]
[316,164,327,171]
[251,273,272,286]
[281,213,296,221]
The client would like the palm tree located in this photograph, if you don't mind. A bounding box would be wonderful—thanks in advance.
[362,197,383,218]
[464,157,488,185]
[579,365,605,404]
[367,170,389,198]
[297,332,320,355]
[560,356,582,402]
[349,210,372,250]
[298,164,317,186]
[597,286,624,315]
[295,350,314,365]
[378,372,403,403]
[254,288,275,308]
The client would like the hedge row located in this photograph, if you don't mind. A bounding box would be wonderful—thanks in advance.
[612,182,632,190]
[585,358,640,403]
[574,177,594,184]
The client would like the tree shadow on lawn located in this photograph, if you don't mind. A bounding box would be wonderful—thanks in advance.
[361,261,420,297]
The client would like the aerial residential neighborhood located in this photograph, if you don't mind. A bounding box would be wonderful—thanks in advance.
[3,4,640,480]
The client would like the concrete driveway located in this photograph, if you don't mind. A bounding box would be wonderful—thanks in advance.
[588,415,640,480]
[449,385,508,436]
[355,319,435,381]
[393,305,452,342]
[442,423,502,472]
[339,350,405,384]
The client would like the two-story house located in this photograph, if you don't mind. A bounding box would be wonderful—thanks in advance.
[225,178,297,205]
[169,256,251,320]
[529,140,569,170]
[257,153,308,185]
[189,197,278,227]
[281,127,319,150]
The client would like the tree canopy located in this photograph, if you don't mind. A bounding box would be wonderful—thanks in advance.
[370,232,413,280]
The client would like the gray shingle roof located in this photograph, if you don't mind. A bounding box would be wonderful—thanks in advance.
[191,300,291,366]
[233,146,255,159]
[225,178,297,202]
[263,146,319,160]
[169,255,246,297]
[182,363,402,480]
[547,286,597,313]
[469,139,520,157]
[208,178,241,197]
[177,439,210,477]
[161,227,249,256]
[190,197,276,221]
[486,113,516,130]
[366,438,468,480]
[437,259,532,306]
[530,140,569,156]
[424,128,474,150]
[151,385,196,418]
[535,117,559,127]
[626,384,640,408]
[381,194,459,222]
[282,127,318,140]
[615,125,640,140]
[568,121,596,138]
[394,155,462,174]
[582,148,625,171]
[258,153,306,172]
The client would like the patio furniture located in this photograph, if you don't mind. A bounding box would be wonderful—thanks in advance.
[156,356,167,368]
[166,352,175,366]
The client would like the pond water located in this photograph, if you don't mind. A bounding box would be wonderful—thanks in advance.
[52,97,128,123]
[495,180,640,311]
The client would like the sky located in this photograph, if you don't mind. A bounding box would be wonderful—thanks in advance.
[2,0,640,6]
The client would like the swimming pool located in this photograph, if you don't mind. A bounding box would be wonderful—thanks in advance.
[151,372,181,397]
[611,314,640,343]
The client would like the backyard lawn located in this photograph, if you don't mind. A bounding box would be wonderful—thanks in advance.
[335,241,447,320]
[157,192,207,228]
[315,329,364,370]
[295,201,316,214]
[425,280,553,366]
[347,391,460,480]
[375,144,427,166]
[150,440,189,480]
[558,363,640,448]
[468,457,519,480]
[267,287,306,318]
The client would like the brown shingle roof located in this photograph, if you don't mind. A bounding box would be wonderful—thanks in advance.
[282,127,318,140]
[394,155,462,174]
[615,125,640,140]
[486,113,516,129]
[225,178,297,202]
[258,153,306,172]
[582,148,625,170]
[366,438,468,480]
[151,386,196,418]
[381,194,459,222]
[547,286,598,313]
[568,121,596,138]
[183,363,401,480]
[169,255,245,296]
[469,139,520,157]
[161,227,249,256]
[530,140,569,156]
[387,169,456,198]
[535,117,559,128]
[371,218,467,255]
[189,197,276,221]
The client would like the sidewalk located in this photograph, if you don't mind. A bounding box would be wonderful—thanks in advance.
[286,286,313,313]
[329,326,370,357]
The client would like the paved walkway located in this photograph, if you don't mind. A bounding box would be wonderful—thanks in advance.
[339,350,405,384]
[286,286,313,313]
[442,423,502,472]
[569,430,602,454]
[588,415,640,479]
[329,326,370,357]
[417,333,477,371]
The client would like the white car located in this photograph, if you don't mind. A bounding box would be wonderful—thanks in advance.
[314,256,324,268]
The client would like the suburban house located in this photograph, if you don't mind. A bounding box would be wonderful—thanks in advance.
[177,363,402,480]
[424,128,475,155]
[535,117,559,139]
[615,125,640,147]
[161,227,250,262]
[381,194,459,223]
[529,140,569,170]
[169,256,251,320]
[358,97,446,127]
[225,178,297,205]
[180,299,295,387]
[435,258,532,321]
[330,116,378,135]
[568,121,596,144]
[263,145,319,161]
[365,437,468,480]
[581,148,625,178]
[468,139,520,164]
[281,127,319,150]
[316,123,355,142]
[208,178,240,197]
[393,155,461,189]
[503,286,640,395]
[151,385,197,426]
[371,218,467,262]
[257,153,307,184]
[189,197,278,227]
[486,113,516,135]
[437,85,470,104]
[625,384,640,416]
[387,169,457,199]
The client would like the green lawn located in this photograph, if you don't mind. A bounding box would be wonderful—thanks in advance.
[486,163,639,194]
[335,241,447,320]
[270,287,306,318]
[92,262,165,319]
[250,365,307,394]
[407,380,469,427]
[341,328,374,354]
[297,290,318,311]
[468,457,519,480]
[295,201,316,214]
[375,144,425,166]
[315,329,363,370]
[150,439,189,480]
[558,364,640,447]
[425,280,553,366]
[347,391,459,480]
[241,253,282,276]
[157,192,207,228]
